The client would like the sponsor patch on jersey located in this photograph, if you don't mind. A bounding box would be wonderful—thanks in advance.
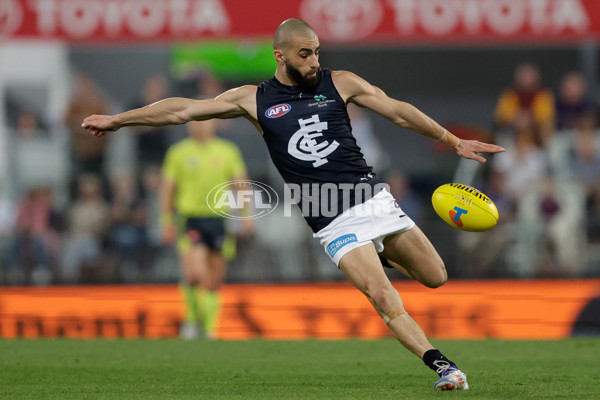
[326,233,358,258]
[265,103,291,119]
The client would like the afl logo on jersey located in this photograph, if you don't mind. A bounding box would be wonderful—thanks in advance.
[266,104,291,119]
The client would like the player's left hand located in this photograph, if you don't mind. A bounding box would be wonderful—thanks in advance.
[455,139,505,163]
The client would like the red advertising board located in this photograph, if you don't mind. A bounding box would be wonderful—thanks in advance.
[1,280,598,339]
[2,0,599,44]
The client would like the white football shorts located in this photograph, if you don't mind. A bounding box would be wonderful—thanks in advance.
[314,188,416,266]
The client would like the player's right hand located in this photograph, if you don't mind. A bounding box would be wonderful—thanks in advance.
[455,139,505,164]
[81,115,119,137]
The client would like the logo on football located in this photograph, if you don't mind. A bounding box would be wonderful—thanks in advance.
[432,183,499,232]
[449,206,468,227]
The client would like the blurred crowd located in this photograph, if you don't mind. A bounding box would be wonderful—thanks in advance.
[459,63,600,279]
[2,62,600,286]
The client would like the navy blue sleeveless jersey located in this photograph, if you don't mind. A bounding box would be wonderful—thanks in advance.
[256,69,377,232]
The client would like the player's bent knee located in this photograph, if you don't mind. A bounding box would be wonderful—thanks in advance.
[423,266,447,288]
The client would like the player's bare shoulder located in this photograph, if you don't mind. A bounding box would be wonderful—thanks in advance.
[216,85,259,121]
[331,70,374,103]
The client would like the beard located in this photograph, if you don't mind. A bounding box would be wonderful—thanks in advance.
[286,64,320,93]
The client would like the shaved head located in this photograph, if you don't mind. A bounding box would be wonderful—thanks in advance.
[273,18,318,50]
[272,18,321,92]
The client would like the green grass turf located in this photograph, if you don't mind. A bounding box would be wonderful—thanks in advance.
[0,338,598,399]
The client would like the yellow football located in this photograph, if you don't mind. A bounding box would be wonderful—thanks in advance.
[431,183,499,232]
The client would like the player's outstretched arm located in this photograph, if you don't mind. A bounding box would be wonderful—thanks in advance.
[82,85,258,137]
[333,71,505,163]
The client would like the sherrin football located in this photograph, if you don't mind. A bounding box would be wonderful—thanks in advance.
[431,183,499,232]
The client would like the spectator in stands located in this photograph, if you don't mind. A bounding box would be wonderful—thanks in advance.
[142,165,163,248]
[348,104,389,173]
[61,174,109,283]
[555,71,592,131]
[195,72,233,133]
[385,169,422,224]
[568,113,600,251]
[16,109,41,138]
[492,114,549,199]
[137,165,164,277]
[495,116,587,278]
[494,63,555,147]
[570,113,600,195]
[129,75,171,171]
[596,98,600,129]
[108,170,147,279]
[458,170,518,278]
[536,177,584,277]
[0,184,14,282]
[586,183,600,244]
[197,71,225,99]
[9,187,62,285]
[64,73,111,177]
[489,115,583,276]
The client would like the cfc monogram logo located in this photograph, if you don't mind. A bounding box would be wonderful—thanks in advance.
[288,114,339,167]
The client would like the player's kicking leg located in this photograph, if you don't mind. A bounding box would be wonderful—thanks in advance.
[340,230,469,391]
[381,226,469,390]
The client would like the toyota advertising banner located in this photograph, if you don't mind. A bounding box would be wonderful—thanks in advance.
[2,0,599,44]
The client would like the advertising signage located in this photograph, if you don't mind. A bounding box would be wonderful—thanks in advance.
[3,0,599,45]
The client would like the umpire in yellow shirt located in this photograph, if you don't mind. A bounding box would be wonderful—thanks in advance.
[161,118,251,339]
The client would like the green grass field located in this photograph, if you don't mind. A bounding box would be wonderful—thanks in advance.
[0,338,598,399]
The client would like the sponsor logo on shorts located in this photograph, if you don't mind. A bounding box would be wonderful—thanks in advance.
[326,234,358,258]
[265,103,291,119]
[449,206,468,227]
